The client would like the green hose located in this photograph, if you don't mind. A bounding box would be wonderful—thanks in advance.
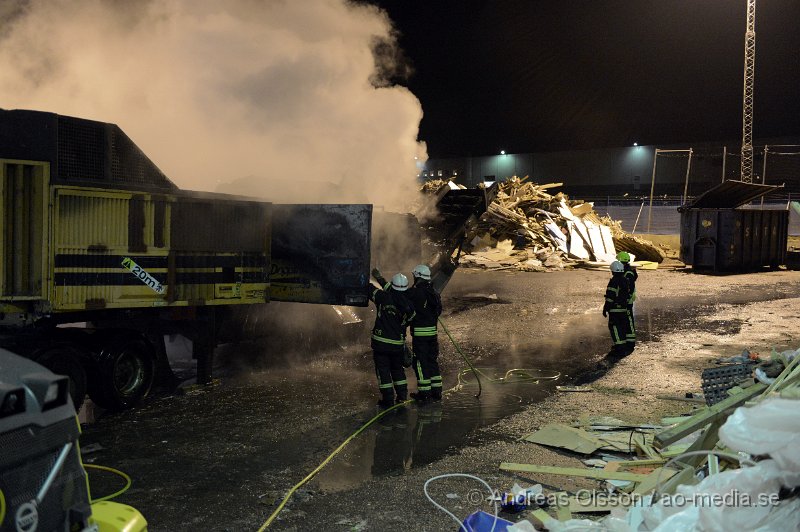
[258,399,413,530]
[438,317,483,398]
[84,464,132,502]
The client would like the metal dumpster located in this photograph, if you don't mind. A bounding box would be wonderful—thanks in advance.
[679,180,788,271]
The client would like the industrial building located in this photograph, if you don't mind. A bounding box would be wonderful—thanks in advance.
[421,138,800,201]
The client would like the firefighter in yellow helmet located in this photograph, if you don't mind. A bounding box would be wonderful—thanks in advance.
[369,268,416,408]
[603,261,635,358]
[616,251,637,352]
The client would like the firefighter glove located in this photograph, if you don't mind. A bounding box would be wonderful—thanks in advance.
[371,268,382,279]
[602,303,609,317]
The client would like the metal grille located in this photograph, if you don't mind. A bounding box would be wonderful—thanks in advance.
[54,113,177,190]
[110,125,175,189]
[701,363,755,406]
[57,116,106,181]
[0,419,89,531]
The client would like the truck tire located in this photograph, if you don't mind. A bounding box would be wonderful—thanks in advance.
[88,334,155,411]
[33,346,88,411]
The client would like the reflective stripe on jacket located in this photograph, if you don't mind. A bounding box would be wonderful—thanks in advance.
[369,280,415,347]
[406,280,442,338]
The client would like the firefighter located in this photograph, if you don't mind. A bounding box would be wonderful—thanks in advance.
[616,251,637,351]
[603,261,635,358]
[405,264,443,403]
[370,268,416,408]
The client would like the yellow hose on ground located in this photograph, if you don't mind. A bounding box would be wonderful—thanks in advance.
[257,399,413,530]
[84,464,132,502]
[456,367,561,387]
[438,317,484,398]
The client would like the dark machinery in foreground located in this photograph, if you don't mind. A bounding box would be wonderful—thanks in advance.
[0,347,147,531]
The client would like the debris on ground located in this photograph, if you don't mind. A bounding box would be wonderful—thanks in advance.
[80,442,106,455]
[555,385,593,393]
[421,176,667,272]
[492,345,800,530]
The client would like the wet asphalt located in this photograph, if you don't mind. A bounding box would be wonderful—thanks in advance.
[79,268,800,530]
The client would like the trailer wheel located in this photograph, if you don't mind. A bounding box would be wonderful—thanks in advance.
[34,346,88,411]
[88,335,155,411]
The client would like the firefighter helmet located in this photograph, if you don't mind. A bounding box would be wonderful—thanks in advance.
[616,251,631,263]
[610,261,625,273]
[412,264,431,280]
[391,273,409,291]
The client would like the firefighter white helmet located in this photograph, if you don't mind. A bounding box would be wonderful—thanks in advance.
[391,273,409,291]
[412,264,431,281]
[610,260,624,273]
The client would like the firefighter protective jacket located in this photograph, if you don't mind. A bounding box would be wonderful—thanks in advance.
[623,265,638,304]
[369,276,415,351]
[406,280,442,338]
[604,273,631,313]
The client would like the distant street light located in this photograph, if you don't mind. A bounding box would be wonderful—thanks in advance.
[633,142,638,146]
[500,150,506,155]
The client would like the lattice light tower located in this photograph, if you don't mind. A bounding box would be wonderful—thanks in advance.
[740,0,757,183]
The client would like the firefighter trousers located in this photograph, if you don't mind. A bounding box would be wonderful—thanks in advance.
[373,348,408,401]
[607,309,635,356]
[412,338,442,399]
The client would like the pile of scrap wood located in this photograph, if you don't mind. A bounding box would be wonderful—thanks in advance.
[602,216,667,264]
[420,178,454,194]
[496,347,800,530]
[421,176,666,271]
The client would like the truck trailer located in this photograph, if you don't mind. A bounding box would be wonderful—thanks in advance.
[0,109,373,411]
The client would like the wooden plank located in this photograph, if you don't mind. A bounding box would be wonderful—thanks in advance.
[615,459,667,469]
[545,222,568,253]
[634,438,660,460]
[585,221,606,258]
[499,463,652,482]
[567,222,591,260]
[570,202,595,216]
[555,498,572,522]
[659,465,698,496]
[677,419,723,468]
[760,355,800,398]
[654,383,766,449]
[708,454,720,475]
[632,467,677,495]
[522,424,604,455]
[529,509,556,529]
[599,224,617,256]
[572,219,594,253]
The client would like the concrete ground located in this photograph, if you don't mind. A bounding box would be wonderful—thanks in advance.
[79,267,800,531]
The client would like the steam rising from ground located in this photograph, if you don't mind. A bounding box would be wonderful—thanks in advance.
[0,0,427,209]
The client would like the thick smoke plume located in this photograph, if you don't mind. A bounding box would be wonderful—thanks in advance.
[0,0,427,209]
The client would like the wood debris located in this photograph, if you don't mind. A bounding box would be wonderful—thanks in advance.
[422,176,665,271]
[497,349,800,521]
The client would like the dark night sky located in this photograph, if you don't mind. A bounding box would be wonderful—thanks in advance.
[367,0,800,158]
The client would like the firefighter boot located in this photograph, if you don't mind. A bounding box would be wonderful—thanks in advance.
[411,390,431,403]
[394,380,408,403]
[377,390,395,409]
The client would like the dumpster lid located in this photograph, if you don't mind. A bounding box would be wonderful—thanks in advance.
[682,180,783,210]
